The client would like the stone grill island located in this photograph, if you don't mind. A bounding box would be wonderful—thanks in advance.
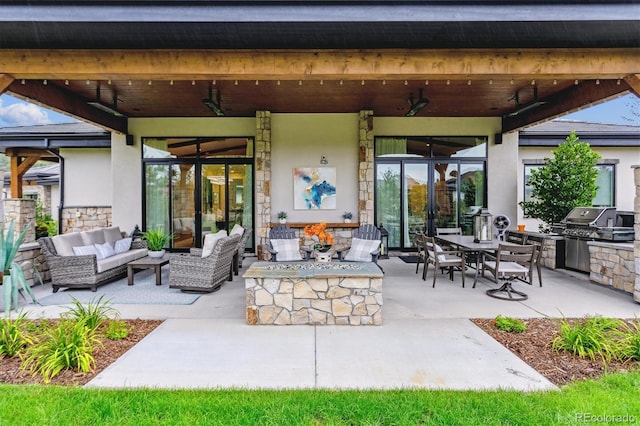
[243,262,384,325]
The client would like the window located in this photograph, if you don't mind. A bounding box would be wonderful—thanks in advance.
[523,162,616,207]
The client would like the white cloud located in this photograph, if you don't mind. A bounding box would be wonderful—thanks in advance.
[0,98,52,127]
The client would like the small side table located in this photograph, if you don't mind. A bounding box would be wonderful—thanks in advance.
[127,256,169,286]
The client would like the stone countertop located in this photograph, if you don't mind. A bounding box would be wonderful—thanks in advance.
[242,261,384,279]
[587,240,633,250]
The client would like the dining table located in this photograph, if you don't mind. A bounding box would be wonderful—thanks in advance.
[434,235,519,288]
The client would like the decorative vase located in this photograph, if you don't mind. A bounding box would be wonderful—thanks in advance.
[344,218,352,223]
[279,218,287,224]
[148,249,166,258]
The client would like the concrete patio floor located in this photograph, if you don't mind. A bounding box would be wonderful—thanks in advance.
[18,255,640,391]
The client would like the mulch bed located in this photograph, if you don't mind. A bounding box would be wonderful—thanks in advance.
[0,319,162,386]
[472,318,639,386]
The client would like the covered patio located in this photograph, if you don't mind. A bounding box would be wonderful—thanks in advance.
[13,255,639,390]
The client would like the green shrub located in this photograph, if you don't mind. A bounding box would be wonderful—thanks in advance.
[613,319,640,362]
[494,315,527,333]
[105,319,132,340]
[21,319,102,383]
[62,295,117,332]
[552,316,622,364]
[0,311,32,357]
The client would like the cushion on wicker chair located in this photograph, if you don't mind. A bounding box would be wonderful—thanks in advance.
[230,224,244,236]
[202,230,227,257]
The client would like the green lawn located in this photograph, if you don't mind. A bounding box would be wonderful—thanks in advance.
[1,372,639,425]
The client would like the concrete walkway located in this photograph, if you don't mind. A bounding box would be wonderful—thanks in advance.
[21,255,640,391]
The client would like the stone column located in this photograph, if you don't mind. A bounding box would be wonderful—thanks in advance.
[358,110,375,225]
[633,165,640,303]
[2,198,36,243]
[255,111,272,259]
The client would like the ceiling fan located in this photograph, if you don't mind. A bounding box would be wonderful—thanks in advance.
[87,86,126,117]
[202,87,225,116]
[405,88,429,117]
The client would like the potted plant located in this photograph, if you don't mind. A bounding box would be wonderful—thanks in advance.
[277,211,288,224]
[142,227,173,258]
[342,211,353,223]
[1,220,39,314]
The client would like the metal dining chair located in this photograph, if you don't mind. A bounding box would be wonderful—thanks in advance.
[481,244,535,300]
[422,236,466,288]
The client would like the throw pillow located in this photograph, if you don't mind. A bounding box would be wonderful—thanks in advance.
[202,230,227,258]
[114,237,132,254]
[230,223,244,236]
[344,238,380,262]
[94,241,115,260]
[103,226,123,245]
[270,239,303,261]
[72,244,98,257]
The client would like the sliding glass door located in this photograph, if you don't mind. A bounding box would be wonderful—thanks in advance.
[374,135,487,250]
[143,137,254,251]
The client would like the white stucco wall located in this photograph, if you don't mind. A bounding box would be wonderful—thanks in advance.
[517,145,640,231]
[270,113,359,223]
[60,148,111,207]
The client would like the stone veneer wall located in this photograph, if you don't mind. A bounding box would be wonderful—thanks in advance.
[246,275,383,325]
[3,199,49,286]
[588,241,635,295]
[255,111,271,260]
[61,206,112,233]
[359,110,375,225]
[634,165,640,303]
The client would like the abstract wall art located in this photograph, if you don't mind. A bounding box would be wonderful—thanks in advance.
[293,167,337,210]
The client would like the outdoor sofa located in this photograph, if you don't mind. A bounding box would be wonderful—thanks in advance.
[38,226,148,292]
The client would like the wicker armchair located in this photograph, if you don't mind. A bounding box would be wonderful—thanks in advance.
[233,227,253,275]
[169,234,240,293]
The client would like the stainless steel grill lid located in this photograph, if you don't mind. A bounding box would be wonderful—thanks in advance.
[562,207,617,227]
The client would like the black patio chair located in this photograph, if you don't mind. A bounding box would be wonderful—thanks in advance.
[267,224,312,261]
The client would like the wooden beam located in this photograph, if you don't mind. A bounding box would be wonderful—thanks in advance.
[502,79,629,133]
[0,73,14,92]
[0,48,638,81]
[624,74,640,97]
[9,156,38,198]
[7,79,127,134]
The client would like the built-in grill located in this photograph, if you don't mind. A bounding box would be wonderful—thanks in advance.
[561,207,635,273]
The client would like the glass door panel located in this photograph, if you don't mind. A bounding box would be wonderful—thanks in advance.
[228,164,254,249]
[171,163,195,248]
[433,162,458,232]
[404,163,428,248]
[202,164,227,236]
[376,163,401,248]
[144,164,170,235]
[459,163,485,235]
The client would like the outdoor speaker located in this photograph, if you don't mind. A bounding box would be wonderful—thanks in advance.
[494,133,503,145]
[126,134,134,145]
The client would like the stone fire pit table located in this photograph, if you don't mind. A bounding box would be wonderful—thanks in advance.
[243,261,384,325]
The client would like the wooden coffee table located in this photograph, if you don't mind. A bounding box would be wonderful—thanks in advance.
[127,256,170,286]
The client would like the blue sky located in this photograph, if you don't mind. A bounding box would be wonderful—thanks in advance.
[0,92,638,128]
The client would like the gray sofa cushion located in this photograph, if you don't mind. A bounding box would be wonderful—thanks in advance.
[51,232,84,256]
[81,229,106,246]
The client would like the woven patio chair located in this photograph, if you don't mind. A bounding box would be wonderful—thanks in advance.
[232,226,253,275]
[169,234,240,293]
